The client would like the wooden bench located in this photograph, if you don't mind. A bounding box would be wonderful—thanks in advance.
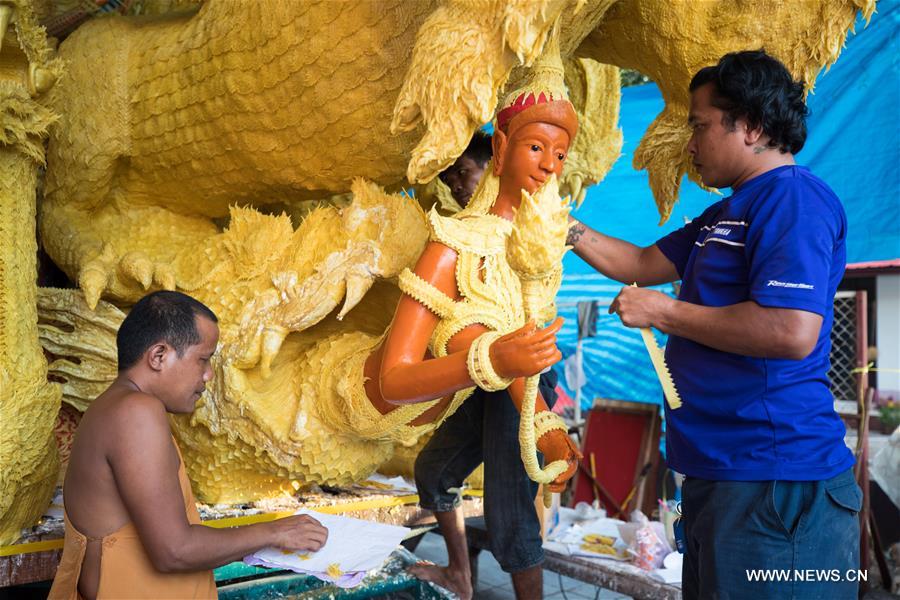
[461,517,681,600]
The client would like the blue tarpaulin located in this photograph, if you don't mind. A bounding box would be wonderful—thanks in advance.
[555,3,900,409]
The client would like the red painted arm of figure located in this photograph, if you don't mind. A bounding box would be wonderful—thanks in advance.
[378,241,562,405]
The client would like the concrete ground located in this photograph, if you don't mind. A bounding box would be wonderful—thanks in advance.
[413,532,632,600]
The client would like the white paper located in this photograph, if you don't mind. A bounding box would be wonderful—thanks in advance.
[651,567,683,584]
[546,514,629,561]
[356,473,418,494]
[663,551,683,571]
[249,509,410,578]
[43,490,64,519]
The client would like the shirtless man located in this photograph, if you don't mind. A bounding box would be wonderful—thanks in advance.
[50,291,328,600]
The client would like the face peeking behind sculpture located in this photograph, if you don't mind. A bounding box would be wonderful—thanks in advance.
[439,132,492,208]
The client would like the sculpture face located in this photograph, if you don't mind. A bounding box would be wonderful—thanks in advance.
[496,120,571,199]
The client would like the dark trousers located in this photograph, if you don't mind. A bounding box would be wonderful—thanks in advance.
[682,468,862,600]
[414,373,557,573]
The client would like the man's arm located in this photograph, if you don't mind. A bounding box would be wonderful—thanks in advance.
[609,287,822,360]
[567,219,679,286]
[108,395,327,573]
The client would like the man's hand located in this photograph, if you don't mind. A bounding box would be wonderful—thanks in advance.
[269,514,329,552]
[608,286,675,329]
[537,429,582,493]
[489,318,564,380]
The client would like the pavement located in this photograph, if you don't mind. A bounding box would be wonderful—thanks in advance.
[413,532,632,600]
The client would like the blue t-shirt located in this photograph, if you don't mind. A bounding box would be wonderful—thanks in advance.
[656,165,854,481]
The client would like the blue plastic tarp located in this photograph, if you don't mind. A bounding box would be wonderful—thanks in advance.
[556,3,900,408]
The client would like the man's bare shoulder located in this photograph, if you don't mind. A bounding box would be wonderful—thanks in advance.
[86,387,172,446]
[65,388,175,538]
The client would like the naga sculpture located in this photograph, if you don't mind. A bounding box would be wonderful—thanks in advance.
[0,0,64,545]
[0,0,875,541]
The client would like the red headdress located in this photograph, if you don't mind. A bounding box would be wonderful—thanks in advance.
[495,28,578,142]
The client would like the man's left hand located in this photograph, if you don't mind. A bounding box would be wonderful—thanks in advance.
[608,286,675,329]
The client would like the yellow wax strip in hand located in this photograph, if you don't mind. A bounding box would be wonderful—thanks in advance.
[631,284,682,410]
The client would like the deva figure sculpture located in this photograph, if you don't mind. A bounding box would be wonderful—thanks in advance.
[309,36,582,493]
[365,38,578,490]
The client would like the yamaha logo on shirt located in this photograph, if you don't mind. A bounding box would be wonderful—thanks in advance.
[695,220,747,248]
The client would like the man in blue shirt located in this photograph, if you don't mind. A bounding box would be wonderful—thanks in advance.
[567,50,861,599]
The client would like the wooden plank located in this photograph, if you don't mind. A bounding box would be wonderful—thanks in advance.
[0,547,63,588]
[544,549,681,600]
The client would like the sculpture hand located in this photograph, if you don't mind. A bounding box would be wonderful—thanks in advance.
[79,244,176,310]
[488,318,563,379]
[537,428,582,493]
[229,258,380,378]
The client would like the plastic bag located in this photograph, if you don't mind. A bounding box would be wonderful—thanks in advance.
[617,510,671,570]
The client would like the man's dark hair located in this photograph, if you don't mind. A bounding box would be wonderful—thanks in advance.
[461,130,493,166]
[690,50,809,154]
[117,291,218,372]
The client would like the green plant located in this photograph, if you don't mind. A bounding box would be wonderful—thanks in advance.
[878,397,900,433]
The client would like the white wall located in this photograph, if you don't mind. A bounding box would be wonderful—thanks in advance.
[876,274,900,396]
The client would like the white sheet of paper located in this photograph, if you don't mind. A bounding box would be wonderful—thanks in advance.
[364,473,418,493]
[250,509,410,575]
[651,567,683,584]
[546,516,629,561]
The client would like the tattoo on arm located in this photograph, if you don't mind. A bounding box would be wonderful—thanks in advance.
[567,223,587,246]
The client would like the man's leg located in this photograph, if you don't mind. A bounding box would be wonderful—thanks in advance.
[482,387,546,600]
[409,507,473,599]
[792,469,862,599]
[409,393,485,600]
[510,564,543,600]
[682,469,861,599]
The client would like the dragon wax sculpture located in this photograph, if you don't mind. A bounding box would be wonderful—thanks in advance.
[241,35,585,498]
[0,0,871,541]
[36,30,583,505]
[0,0,65,546]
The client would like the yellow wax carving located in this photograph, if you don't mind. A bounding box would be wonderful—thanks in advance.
[0,0,869,521]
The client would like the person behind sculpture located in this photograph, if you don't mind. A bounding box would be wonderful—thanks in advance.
[360,50,581,599]
[568,50,861,599]
[438,130,493,208]
[50,291,328,600]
